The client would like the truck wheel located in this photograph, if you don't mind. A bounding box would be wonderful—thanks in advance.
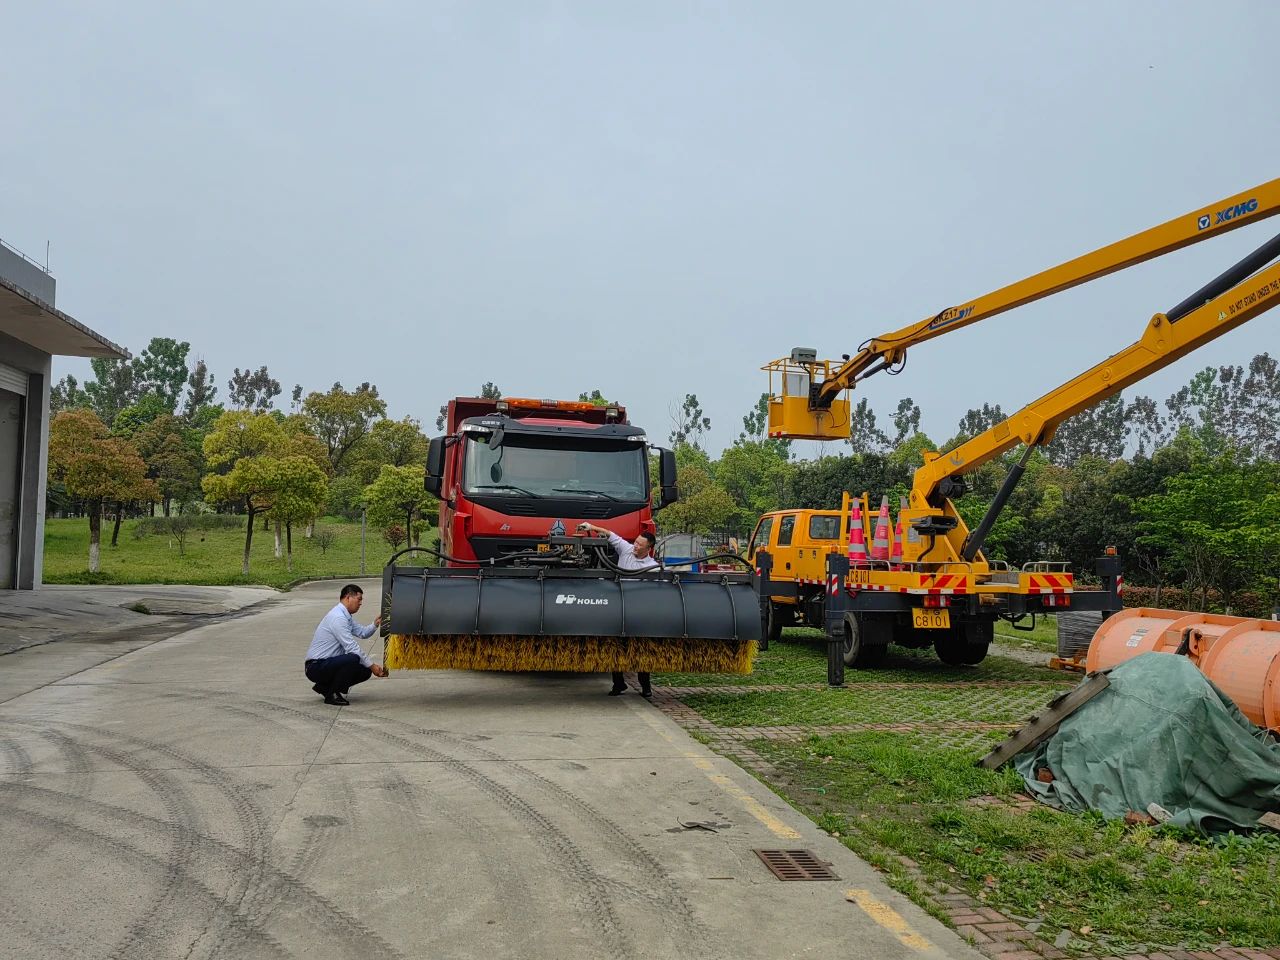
[935,623,992,666]
[842,614,886,667]
[765,602,789,645]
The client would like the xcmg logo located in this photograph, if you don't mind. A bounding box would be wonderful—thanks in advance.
[1198,198,1258,231]
[555,594,609,606]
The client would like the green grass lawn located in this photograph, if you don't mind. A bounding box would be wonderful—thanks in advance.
[655,629,1067,687]
[994,613,1059,651]
[657,637,1280,954]
[43,516,437,589]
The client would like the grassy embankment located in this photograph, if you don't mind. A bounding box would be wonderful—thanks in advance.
[43,516,436,589]
[656,631,1280,954]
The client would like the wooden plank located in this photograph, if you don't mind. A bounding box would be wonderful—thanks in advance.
[977,672,1111,770]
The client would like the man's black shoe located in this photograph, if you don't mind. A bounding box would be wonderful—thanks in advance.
[608,685,627,696]
[640,689,653,699]
[333,692,350,705]
[323,692,347,706]
[313,683,326,697]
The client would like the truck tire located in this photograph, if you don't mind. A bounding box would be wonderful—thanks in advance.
[934,622,992,666]
[765,602,791,645]
[842,614,887,667]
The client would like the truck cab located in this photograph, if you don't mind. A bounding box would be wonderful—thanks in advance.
[425,397,677,564]
[748,509,846,640]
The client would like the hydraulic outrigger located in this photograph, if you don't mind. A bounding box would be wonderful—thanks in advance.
[758,178,1280,683]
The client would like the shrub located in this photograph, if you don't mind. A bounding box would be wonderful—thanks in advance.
[1122,585,1277,619]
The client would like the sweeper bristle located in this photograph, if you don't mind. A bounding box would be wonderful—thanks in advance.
[385,634,755,675]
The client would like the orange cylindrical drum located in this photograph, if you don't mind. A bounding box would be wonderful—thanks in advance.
[1197,619,1280,731]
[1085,608,1192,673]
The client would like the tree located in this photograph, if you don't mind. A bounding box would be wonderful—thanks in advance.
[890,397,922,447]
[162,515,193,556]
[717,440,793,530]
[1044,395,1127,465]
[112,393,173,438]
[266,456,330,571]
[738,392,791,457]
[578,389,612,407]
[846,398,890,454]
[303,382,387,476]
[132,337,190,411]
[1137,455,1280,610]
[48,410,158,572]
[654,464,737,534]
[183,359,219,423]
[227,366,282,411]
[788,453,911,512]
[383,524,407,551]
[1162,355,1280,461]
[201,411,288,574]
[363,465,436,544]
[350,417,430,485]
[50,375,87,414]
[313,527,337,555]
[1125,395,1167,456]
[669,394,711,449]
[947,403,1006,449]
[83,356,140,428]
[133,414,203,515]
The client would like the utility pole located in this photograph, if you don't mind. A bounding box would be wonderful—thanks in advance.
[360,507,367,577]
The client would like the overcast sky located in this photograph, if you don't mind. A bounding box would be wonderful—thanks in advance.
[3,2,1277,455]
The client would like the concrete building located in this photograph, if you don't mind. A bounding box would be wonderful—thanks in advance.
[0,239,127,589]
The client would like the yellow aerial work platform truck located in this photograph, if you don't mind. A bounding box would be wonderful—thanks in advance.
[753,178,1280,684]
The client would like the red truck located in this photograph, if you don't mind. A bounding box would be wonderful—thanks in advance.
[380,395,761,676]
[427,396,674,563]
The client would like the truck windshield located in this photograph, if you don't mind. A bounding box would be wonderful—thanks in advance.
[462,435,649,501]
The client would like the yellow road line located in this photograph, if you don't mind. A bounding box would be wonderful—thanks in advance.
[845,889,933,952]
[633,703,799,840]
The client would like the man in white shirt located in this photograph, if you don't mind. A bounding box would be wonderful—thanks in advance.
[576,523,660,572]
[576,523,659,697]
[304,584,388,705]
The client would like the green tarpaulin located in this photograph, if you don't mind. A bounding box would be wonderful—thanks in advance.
[1015,653,1280,835]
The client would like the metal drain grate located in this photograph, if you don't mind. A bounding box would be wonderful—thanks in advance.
[753,849,839,881]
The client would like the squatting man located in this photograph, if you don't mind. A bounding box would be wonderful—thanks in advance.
[305,584,388,705]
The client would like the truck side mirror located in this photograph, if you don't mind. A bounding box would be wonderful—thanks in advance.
[657,448,678,509]
[425,436,445,496]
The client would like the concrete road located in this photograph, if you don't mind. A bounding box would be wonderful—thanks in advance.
[0,580,983,960]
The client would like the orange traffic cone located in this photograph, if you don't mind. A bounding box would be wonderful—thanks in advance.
[870,495,892,562]
[848,500,869,567]
[890,497,905,570]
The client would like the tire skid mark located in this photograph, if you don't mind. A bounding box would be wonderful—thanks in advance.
[377,765,539,936]
[7,716,405,960]
[0,736,35,776]
[158,689,631,960]
[9,716,271,960]
[1,799,290,960]
[0,777,403,960]
[151,691,540,934]
[23,724,204,960]
[357,710,714,952]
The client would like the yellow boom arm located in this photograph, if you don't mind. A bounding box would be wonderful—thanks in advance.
[806,179,1280,408]
[769,178,1280,567]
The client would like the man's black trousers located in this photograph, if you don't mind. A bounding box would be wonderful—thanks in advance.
[305,654,372,695]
